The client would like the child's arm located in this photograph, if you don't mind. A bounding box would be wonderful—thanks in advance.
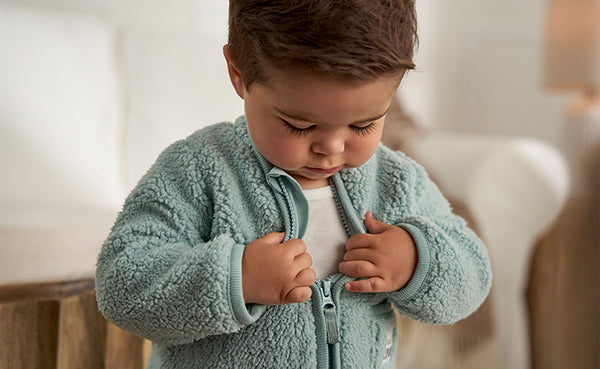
[340,158,492,325]
[95,140,274,346]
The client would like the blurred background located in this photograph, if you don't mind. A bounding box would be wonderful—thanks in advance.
[0,0,587,220]
[0,0,597,369]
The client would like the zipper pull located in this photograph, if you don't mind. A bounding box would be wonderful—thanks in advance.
[321,280,340,344]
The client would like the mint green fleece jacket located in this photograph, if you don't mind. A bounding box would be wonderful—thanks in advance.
[95,117,491,369]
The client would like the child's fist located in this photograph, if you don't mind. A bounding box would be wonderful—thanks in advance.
[338,212,417,293]
[242,232,316,305]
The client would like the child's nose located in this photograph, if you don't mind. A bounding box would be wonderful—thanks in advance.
[311,135,345,156]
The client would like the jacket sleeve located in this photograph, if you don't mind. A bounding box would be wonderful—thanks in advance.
[383,157,492,325]
[95,140,264,345]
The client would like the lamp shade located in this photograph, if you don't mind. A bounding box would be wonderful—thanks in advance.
[544,0,600,91]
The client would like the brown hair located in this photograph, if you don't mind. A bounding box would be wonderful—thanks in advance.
[228,0,418,88]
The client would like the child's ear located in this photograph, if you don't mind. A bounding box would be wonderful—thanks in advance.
[223,45,246,99]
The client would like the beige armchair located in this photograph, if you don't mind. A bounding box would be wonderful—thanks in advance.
[383,98,570,369]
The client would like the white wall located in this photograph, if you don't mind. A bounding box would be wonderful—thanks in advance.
[113,0,242,188]
[0,2,122,225]
[399,0,574,146]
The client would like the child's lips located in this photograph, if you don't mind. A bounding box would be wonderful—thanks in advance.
[306,166,342,175]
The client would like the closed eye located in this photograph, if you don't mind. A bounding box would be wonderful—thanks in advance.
[283,120,314,136]
[350,122,378,136]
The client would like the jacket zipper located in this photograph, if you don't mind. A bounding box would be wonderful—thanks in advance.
[319,280,340,344]
[277,177,297,240]
[266,171,364,368]
[329,175,366,236]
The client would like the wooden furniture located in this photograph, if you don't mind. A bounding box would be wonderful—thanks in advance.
[527,145,600,369]
[0,221,150,369]
[0,279,149,369]
[527,198,599,369]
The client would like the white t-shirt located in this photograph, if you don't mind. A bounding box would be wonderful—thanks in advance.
[302,186,348,280]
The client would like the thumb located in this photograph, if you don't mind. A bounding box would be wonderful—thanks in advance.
[364,212,390,234]
[261,232,286,244]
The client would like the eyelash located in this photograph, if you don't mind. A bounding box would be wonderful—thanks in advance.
[283,120,377,137]
[351,123,377,136]
[284,121,313,137]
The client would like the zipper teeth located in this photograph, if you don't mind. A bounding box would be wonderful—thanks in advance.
[312,284,329,369]
[278,177,296,240]
[329,181,353,237]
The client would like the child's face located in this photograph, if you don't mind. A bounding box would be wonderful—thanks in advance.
[227,57,400,189]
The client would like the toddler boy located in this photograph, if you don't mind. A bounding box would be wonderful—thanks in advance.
[96,1,492,368]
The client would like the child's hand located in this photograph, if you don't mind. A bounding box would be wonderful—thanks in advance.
[242,232,316,305]
[339,212,417,293]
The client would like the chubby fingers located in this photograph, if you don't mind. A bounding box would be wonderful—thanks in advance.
[283,238,316,303]
[364,211,393,234]
[338,258,378,277]
[339,252,387,293]
[340,212,408,293]
[339,244,379,276]
[343,233,375,257]
[260,231,286,244]
[285,286,312,303]
[344,277,387,293]
[282,262,316,303]
[340,231,382,290]
[294,251,313,269]
[283,237,309,255]
[284,268,316,303]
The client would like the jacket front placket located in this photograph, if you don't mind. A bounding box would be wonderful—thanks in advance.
[264,169,332,368]
[253,139,366,369]
[266,169,368,369]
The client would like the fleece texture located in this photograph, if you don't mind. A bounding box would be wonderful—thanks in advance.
[95,117,492,369]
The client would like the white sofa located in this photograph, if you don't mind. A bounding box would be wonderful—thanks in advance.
[0,2,569,368]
